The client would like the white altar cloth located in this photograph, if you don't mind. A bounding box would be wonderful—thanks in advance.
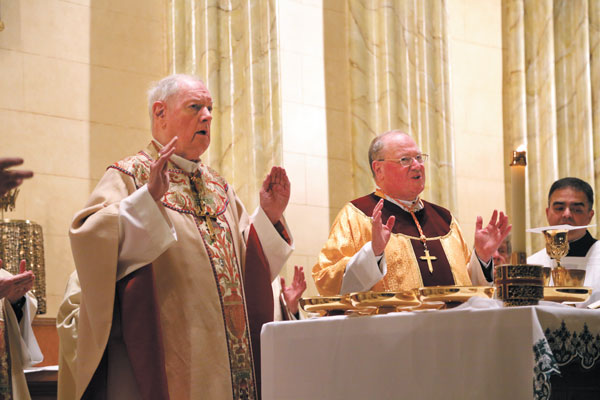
[261,300,600,400]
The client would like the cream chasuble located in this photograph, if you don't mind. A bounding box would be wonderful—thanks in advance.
[63,143,291,399]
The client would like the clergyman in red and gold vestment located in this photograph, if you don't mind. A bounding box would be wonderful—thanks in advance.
[57,74,293,400]
[313,131,510,295]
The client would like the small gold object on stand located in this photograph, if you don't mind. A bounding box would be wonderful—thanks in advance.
[494,263,544,306]
[0,189,46,314]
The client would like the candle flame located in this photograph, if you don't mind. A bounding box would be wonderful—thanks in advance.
[516,144,527,152]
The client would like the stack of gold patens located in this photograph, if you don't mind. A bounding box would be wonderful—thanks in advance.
[300,286,495,316]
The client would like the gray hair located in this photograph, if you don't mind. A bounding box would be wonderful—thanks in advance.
[368,130,408,178]
[147,74,206,122]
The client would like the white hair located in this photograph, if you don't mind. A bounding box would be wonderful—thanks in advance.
[147,74,206,123]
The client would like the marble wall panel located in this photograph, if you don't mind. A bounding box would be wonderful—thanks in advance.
[88,66,154,129]
[20,0,90,63]
[0,110,90,179]
[282,102,328,157]
[0,0,23,51]
[0,49,24,110]
[284,152,307,205]
[89,8,164,74]
[23,54,90,121]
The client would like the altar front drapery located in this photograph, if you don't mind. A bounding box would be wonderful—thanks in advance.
[262,301,600,399]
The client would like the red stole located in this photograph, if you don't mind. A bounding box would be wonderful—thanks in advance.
[243,225,274,399]
[83,265,169,400]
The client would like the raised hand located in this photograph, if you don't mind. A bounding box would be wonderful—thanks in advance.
[0,157,34,196]
[148,136,177,201]
[281,265,307,315]
[372,199,395,256]
[0,259,35,304]
[260,166,290,224]
[474,210,512,263]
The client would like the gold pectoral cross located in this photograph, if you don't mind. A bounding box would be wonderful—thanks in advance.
[420,249,437,274]
[198,209,218,241]
[190,173,219,241]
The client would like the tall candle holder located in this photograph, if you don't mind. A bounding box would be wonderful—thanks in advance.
[510,147,527,264]
[494,146,544,306]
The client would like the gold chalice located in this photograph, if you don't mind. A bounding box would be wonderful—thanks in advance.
[544,229,569,285]
[543,229,586,286]
[543,229,569,268]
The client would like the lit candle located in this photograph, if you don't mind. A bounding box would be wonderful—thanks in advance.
[510,145,527,262]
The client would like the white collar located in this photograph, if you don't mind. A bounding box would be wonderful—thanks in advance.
[376,187,424,212]
[152,139,200,175]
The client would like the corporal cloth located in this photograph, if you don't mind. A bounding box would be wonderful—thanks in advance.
[0,270,43,400]
[313,193,487,295]
[59,143,292,399]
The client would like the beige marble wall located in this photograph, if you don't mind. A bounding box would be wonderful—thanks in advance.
[446,0,505,248]
[0,0,167,317]
[279,0,349,297]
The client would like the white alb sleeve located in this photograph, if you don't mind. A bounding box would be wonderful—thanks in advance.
[340,242,387,294]
[117,184,177,280]
[19,296,43,366]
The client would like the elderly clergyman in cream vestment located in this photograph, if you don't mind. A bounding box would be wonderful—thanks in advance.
[57,74,293,400]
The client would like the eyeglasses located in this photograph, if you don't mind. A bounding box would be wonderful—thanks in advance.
[377,153,429,167]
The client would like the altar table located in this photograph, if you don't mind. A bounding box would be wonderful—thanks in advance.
[261,301,600,399]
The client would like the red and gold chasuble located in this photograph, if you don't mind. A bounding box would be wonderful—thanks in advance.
[112,146,256,400]
[313,193,472,296]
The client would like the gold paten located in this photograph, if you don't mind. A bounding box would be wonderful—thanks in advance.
[349,291,421,311]
[299,295,353,315]
[419,286,495,303]
[543,287,592,303]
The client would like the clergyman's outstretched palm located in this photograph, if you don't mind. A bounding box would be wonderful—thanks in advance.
[260,166,290,224]
[474,210,512,263]
[281,265,307,315]
[372,199,395,256]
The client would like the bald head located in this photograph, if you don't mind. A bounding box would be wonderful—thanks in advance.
[369,131,426,201]
[368,130,410,178]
